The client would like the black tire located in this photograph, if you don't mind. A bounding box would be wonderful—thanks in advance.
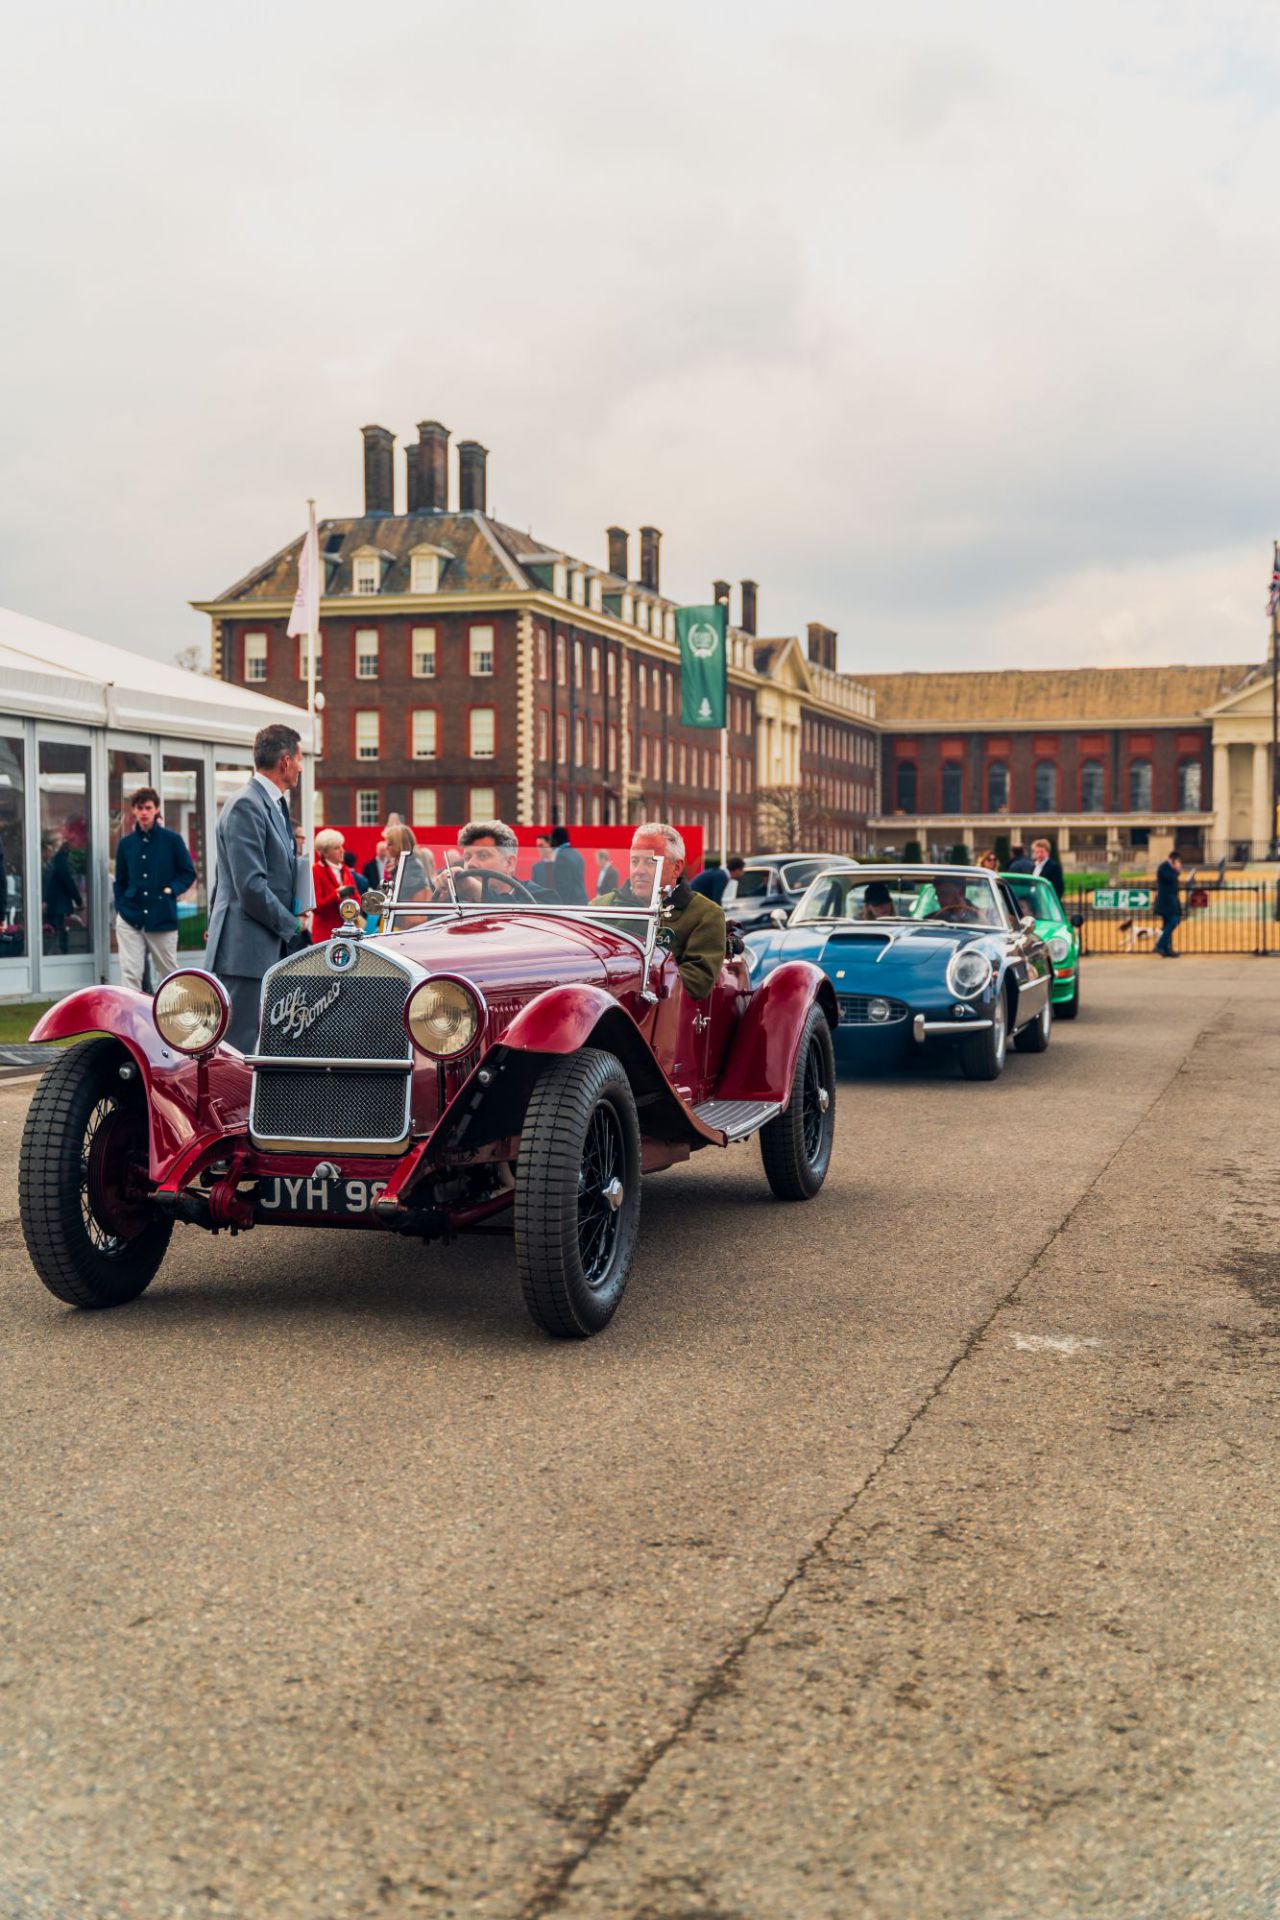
[514,1048,641,1339]
[959,990,1008,1081]
[19,1038,171,1308]
[759,1005,836,1200]
[1056,975,1080,1020]
[1014,994,1052,1054]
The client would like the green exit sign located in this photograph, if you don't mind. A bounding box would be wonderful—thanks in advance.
[1093,887,1153,911]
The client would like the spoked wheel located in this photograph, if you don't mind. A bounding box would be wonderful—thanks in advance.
[959,991,1008,1081]
[20,1038,171,1307]
[759,1004,836,1200]
[515,1048,641,1338]
[1014,994,1052,1053]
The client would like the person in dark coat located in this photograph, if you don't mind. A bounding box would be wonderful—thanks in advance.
[1029,837,1065,900]
[530,835,556,895]
[550,825,587,904]
[1007,844,1033,873]
[594,849,620,896]
[362,837,391,890]
[1155,852,1183,957]
[690,853,729,903]
[113,785,198,990]
[42,839,83,954]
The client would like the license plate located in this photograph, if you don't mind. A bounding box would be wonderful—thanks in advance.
[257,1176,388,1217]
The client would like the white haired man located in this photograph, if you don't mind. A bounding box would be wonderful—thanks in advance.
[593,822,726,1000]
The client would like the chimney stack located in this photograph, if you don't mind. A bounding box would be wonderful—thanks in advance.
[713,579,731,614]
[807,622,838,671]
[639,525,661,592]
[416,421,450,512]
[607,526,629,578]
[740,580,758,635]
[458,440,488,514]
[362,424,395,516]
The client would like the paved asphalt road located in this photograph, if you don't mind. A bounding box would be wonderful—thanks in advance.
[3,959,1279,1919]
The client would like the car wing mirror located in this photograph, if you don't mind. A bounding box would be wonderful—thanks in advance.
[1070,912,1084,929]
[769,908,789,928]
[1019,913,1036,932]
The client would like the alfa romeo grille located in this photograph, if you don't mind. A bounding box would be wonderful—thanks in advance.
[251,943,413,1148]
[837,994,908,1026]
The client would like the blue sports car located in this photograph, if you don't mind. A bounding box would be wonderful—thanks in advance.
[743,865,1053,1080]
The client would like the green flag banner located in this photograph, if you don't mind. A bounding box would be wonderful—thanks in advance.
[677,603,728,729]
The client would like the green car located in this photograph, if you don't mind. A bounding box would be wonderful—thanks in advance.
[1004,874,1081,1019]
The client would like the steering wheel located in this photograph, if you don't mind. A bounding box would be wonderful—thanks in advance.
[475,870,537,904]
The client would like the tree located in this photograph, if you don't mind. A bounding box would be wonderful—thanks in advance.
[903,839,923,864]
[949,842,970,864]
[173,643,206,675]
[754,785,836,852]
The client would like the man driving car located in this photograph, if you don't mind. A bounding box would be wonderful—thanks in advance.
[432,819,556,902]
[928,877,983,925]
[593,821,726,1000]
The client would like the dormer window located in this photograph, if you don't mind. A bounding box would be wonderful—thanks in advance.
[637,600,650,634]
[553,561,568,599]
[589,576,603,612]
[570,569,585,607]
[409,544,447,594]
[351,548,382,595]
[621,592,634,624]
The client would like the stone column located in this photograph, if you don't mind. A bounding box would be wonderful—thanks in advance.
[1251,742,1271,857]
[1212,741,1230,857]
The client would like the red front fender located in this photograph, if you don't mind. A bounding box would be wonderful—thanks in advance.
[498,982,631,1055]
[712,961,837,1106]
[30,987,250,1181]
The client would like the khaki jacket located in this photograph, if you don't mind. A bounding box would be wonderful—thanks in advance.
[593,878,726,1001]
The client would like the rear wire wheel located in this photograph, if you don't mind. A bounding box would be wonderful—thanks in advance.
[759,1004,836,1200]
[19,1038,171,1307]
[514,1048,641,1338]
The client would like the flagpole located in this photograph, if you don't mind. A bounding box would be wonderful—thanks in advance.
[719,727,729,868]
[1272,537,1279,861]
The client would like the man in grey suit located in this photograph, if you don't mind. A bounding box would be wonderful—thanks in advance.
[205,723,309,1052]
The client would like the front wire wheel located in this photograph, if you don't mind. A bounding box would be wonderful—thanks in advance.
[515,1048,642,1338]
[19,1038,171,1307]
[959,990,1008,1081]
[759,1004,836,1200]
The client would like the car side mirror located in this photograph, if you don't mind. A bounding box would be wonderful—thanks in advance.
[769,908,789,928]
[1019,914,1036,932]
[1070,912,1084,929]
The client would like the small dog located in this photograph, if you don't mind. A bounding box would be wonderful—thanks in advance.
[1118,917,1155,953]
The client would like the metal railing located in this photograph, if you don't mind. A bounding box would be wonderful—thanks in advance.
[1075,882,1276,956]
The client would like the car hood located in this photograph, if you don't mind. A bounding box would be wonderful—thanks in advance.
[749,922,999,991]
[365,911,646,997]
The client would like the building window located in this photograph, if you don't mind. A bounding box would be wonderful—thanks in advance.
[470,708,495,758]
[591,722,602,770]
[637,664,647,707]
[355,630,379,678]
[355,711,380,760]
[470,786,495,818]
[1080,760,1105,812]
[538,710,549,759]
[637,600,650,634]
[664,611,675,643]
[313,788,325,827]
[353,555,380,595]
[244,632,268,682]
[1178,758,1203,810]
[941,762,963,813]
[556,714,567,761]
[357,788,380,827]
[556,635,567,685]
[537,629,548,679]
[469,625,495,675]
[574,717,585,765]
[410,552,440,594]
[591,645,601,694]
[411,710,438,759]
[412,787,438,828]
[553,562,567,599]
[589,577,602,612]
[607,650,616,696]
[574,639,583,687]
[295,632,323,681]
[986,760,1009,812]
[411,627,436,677]
[607,724,617,770]
[895,761,917,812]
[1128,759,1153,811]
[1034,760,1058,812]
[621,592,634,625]
[570,570,585,606]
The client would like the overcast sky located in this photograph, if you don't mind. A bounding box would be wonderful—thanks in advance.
[2,0,1278,678]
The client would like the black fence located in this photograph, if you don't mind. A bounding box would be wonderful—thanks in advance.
[1075,883,1276,956]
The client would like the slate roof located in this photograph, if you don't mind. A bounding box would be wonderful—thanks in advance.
[210,513,640,605]
[859,664,1261,726]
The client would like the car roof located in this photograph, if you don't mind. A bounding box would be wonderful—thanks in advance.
[741,852,858,867]
[808,863,997,879]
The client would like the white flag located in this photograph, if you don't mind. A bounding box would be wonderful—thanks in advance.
[287,500,320,640]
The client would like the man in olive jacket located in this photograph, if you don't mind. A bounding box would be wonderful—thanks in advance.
[593,822,726,1001]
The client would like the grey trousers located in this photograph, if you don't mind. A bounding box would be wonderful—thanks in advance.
[221,974,267,1053]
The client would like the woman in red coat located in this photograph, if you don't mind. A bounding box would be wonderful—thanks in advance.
[311,829,358,942]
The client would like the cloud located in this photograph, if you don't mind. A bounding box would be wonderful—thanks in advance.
[0,0,1276,677]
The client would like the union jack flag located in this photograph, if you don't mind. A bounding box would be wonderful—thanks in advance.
[1269,548,1280,619]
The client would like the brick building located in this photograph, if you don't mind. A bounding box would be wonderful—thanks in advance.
[194,421,878,853]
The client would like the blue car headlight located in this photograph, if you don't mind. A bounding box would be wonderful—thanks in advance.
[946,945,994,999]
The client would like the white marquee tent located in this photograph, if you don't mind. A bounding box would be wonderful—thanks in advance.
[0,605,313,1000]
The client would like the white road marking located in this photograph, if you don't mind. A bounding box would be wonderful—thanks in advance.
[1011,1333,1102,1354]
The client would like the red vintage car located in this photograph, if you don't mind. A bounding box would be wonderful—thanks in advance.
[18,875,838,1338]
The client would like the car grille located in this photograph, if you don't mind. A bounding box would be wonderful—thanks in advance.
[251,943,412,1149]
[837,994,908,1026]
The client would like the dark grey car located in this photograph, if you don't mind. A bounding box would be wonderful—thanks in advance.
[725,853,860,930]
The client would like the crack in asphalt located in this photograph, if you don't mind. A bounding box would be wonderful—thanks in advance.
[517,998,1232,1920]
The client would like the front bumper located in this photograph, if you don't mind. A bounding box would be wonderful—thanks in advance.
[912,1014,993,1041]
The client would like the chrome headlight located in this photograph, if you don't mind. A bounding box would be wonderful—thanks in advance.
[405,976,483,1057]
[1048,932,1072,963]
[946,946,994,999]
[153,969,230,1053]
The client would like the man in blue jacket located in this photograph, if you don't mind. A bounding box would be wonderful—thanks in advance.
[114,785,197,992]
